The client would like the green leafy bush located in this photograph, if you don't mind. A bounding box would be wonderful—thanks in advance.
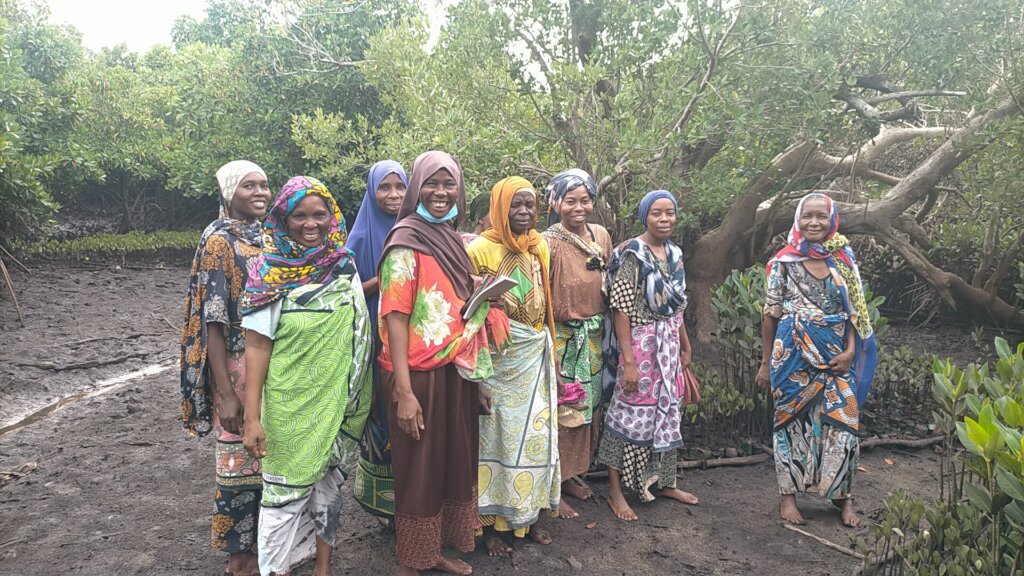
[860,338,1024,575]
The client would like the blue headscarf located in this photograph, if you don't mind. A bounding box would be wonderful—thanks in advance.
[347,160,408,327]
[545,168,597,225]
[637,189,677,226]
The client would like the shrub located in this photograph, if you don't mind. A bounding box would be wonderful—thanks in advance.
[14,230,201,262]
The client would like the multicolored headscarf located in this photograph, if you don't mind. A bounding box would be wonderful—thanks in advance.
[766,192,877,404]
[216,160,267,218]
[545,168,597,225]
[242,176,352,313]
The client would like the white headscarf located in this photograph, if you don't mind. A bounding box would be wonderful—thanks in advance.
[215,160,267,218]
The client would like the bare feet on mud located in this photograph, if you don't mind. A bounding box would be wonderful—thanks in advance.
[833,498,860,527]
[607,491,639,522]
[562,477,593,501]
[486,535,512,557]
[557,500,579,518]
[659,487,699,505]
[528,526,552,545]
[779,494,805,525]
[226,551,259,576]
[434,556,473,575]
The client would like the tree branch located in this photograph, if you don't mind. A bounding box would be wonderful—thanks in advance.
[864,90,966,105]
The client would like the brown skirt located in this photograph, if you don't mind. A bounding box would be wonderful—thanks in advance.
[383,365,479,570]
[558,407,601,480]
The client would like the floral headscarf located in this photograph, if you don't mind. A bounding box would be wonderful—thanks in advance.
[242,176,352,313]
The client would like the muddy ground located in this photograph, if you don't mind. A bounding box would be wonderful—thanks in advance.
[0,262,977,575]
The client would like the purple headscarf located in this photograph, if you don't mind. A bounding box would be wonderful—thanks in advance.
[347,160,408,328]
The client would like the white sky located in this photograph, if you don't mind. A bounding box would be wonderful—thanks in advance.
[44,0,451,54]
[47,0,208,53]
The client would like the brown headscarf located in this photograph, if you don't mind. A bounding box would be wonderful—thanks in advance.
[380,150,474,300]
[480,176,556,337]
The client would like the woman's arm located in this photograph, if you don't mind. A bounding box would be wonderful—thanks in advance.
[828,320,857,374]
[678,319,692,369]
[614,310,639,392]
[243,330,272,458]
[756,315,778,389]
[385,311,424,440]
[361,276,379,296]
[207,323,243,435]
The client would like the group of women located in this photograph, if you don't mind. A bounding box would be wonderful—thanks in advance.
[180,151,876,576]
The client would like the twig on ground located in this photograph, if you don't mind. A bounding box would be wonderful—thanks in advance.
[161,316,178,333]
[781,523,865,560]
[11,351,151,372]
[853,549,896,575]
[584,451,770,481]
[65,332,150,347]
[860,435,942,449]
[0,245,30,273]
[0,537,27,549]
[0,258,25,326]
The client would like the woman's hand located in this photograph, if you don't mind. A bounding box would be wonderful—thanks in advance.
[396,393,425,440]
[216,392,244,436]
[621,362,640,393]
[243,419,267,459]
[829,350,854,375]
[755,361,771,390]
[478,386,493,415]
[679,348,692,369]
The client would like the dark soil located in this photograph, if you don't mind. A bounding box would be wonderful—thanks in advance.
[0,263,987,576]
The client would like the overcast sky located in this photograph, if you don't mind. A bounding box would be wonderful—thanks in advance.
[46,0,209,53]
[44,0,450,54]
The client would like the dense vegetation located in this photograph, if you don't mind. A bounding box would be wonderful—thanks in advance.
[2,0,1022,332]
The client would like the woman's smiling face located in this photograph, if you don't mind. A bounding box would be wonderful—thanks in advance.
[418,168,458,219]
[799,197,831,243]
[286,194,331,248]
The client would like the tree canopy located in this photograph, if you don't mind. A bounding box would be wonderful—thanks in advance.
[1,0,1023,330]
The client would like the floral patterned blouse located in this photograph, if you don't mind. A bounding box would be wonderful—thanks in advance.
[378,247,507,378]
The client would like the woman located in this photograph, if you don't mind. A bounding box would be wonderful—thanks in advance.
[755,192,876,528]
[541,169,612,520]
[378,151,506,576]
[240,176,372,576]
[180,160,270,576]
[468,176,560,554]
[597,190,699,522]
[349,160,408,523]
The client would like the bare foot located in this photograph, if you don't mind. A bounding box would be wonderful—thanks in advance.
[607,491,639,522]
[562,478,593,501]
[227,551,259,576]
[528,526,552,545]
[557,500,579,519]
[486,535,512,557]
[779,494,805,525]
[434,556,473,576]
[659,487,699,505]
[834,498,860,528]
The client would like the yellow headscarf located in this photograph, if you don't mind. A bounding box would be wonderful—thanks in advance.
[480,177,556,337]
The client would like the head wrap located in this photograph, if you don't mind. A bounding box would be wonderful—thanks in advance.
[348,160,407,330]
[216,160,267,218]
[545,169,597,226]
[481,176,556,336]
[766,192,877,405]
[242,176,352,313]
[382,151,474,300]
[637,190,678,227]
